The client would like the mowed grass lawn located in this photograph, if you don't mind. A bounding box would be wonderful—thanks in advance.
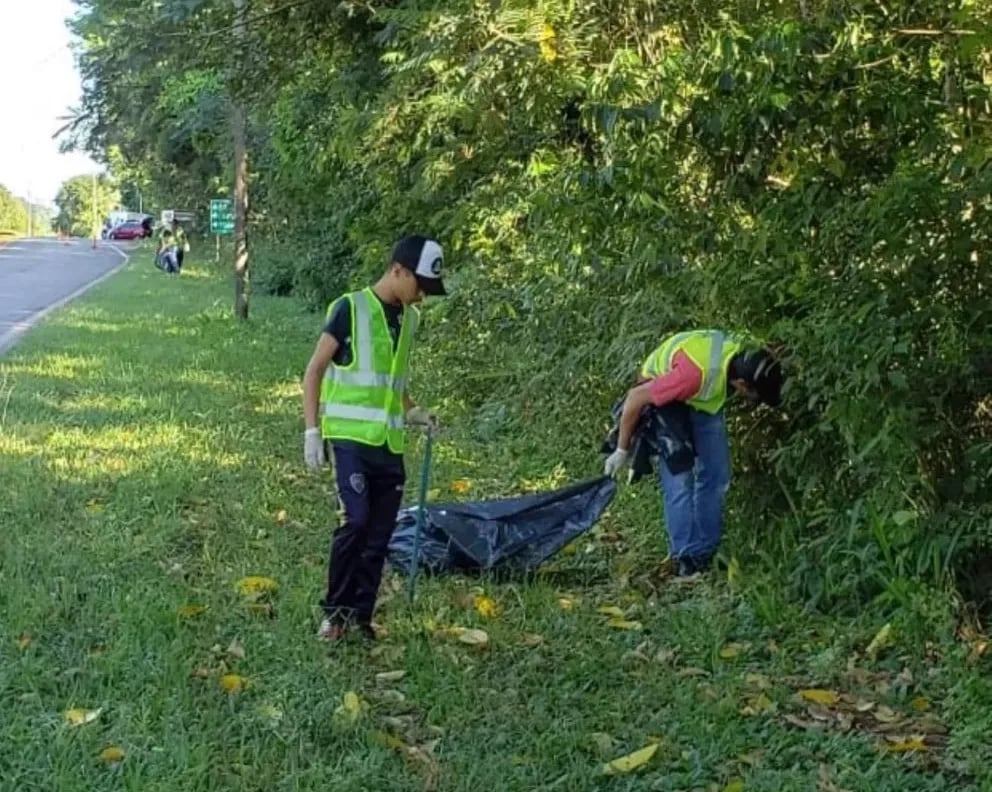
[1,251,990,792]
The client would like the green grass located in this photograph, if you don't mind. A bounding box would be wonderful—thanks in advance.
[2,252,991,791]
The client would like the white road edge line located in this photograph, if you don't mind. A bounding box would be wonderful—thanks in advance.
[0,243,132,356]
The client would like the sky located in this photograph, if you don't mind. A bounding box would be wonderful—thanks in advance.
[0,0,102,207]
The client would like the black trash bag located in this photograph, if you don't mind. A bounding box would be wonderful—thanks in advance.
[601,395,696,479]
[388,476,617,575]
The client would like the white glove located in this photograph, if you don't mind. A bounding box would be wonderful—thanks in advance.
[304,427,326,470]
[604,448,630,478]
[405,406,439,431]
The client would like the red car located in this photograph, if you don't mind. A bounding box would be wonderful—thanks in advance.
[109,221,146,240]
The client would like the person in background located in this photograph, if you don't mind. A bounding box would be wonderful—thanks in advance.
[301,235,447,642]
[604,330,785,576]
[173,220,189,272]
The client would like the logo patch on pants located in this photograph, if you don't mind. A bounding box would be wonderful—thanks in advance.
[349,472,367,495]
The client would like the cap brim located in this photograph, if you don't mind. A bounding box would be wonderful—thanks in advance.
[416,275,446,296]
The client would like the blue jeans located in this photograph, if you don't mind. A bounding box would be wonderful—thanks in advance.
[658,409,731,562]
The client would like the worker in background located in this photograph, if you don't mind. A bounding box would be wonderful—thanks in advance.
[301,235,447,642]
[604,330,785,576]
[173,220,189,272]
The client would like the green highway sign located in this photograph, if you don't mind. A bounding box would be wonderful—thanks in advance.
[209,199,234,235]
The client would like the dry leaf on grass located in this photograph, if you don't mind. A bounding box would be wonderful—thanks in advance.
[191,667,210,679]
[99,746,125,764]
[783,713,827,731]
[884,736,928,753]
[602,743,659,775]
[375,670,407,684]
[274,509,288,523]
[558,597,576,611]
[720,642,751,660]
[334,691,365,722]
[65,708,102,727]
[677,666,709,678]
[177,604,206,618]
[236,576,279,596]
[220,674,248,694]
[451,479,472,494]
[226,640,246,660]
[800,689,840,707]
[596,605,625,619]
[16,633,31,650]
[740,693,775,717]
[608,619,643,631]
[910,697,930,712]
[865,622,895,658]
[521,633,545,647]
[722,780,745,792]
[373,731,441,791]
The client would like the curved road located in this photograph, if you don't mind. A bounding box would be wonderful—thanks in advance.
[0,237,130,354]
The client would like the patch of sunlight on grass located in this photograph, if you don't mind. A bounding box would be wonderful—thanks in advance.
[38,423,248,479]
[62,393,148,412]
[2,353,103,379]
[0,436,37,457]
[177,368,230,388]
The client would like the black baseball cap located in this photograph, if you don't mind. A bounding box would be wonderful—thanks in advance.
[391,235,446,296]
[737,349,784,407]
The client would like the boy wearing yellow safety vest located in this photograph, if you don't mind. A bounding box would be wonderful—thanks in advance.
[301,236,446,641]
[604,331,784,577]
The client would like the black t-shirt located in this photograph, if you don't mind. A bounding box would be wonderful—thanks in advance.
[323,292,403,367]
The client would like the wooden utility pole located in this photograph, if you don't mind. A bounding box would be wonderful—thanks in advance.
[232,0,250,320]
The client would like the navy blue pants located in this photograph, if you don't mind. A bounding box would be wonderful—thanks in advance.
[321,442,405,624]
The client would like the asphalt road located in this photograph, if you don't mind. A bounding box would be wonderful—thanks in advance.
[0,237,130,354]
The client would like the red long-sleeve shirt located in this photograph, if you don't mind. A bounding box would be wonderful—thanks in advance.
[648,350,702,406]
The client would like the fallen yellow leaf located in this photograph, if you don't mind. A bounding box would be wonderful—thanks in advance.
[274,509,288,523]
[740,693,774,717]
[334,691,365,722]
[723,780,745,792]
[558,597,576,610]
[65,708,102,727]
[608,619,643,631]
[745,673,770,689]
[596,605,625,619]
[376,670,407,683]
[727,556,742,588]
[99,746,125,763]
[16,633,31,650]
[85,501,104,513]
[521,633,545,647]
[866,622,895,658]
[602,743,659,775]
[451,479,472,495]
[720,642,750,660]
[886,736,928,753]
[474,596,499,619]
[800,689,839,707]
[177,604,206,618]
[910,697,930,712]
[226,639,246,660]
[220,674,247,693]
[236,576,279,596]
